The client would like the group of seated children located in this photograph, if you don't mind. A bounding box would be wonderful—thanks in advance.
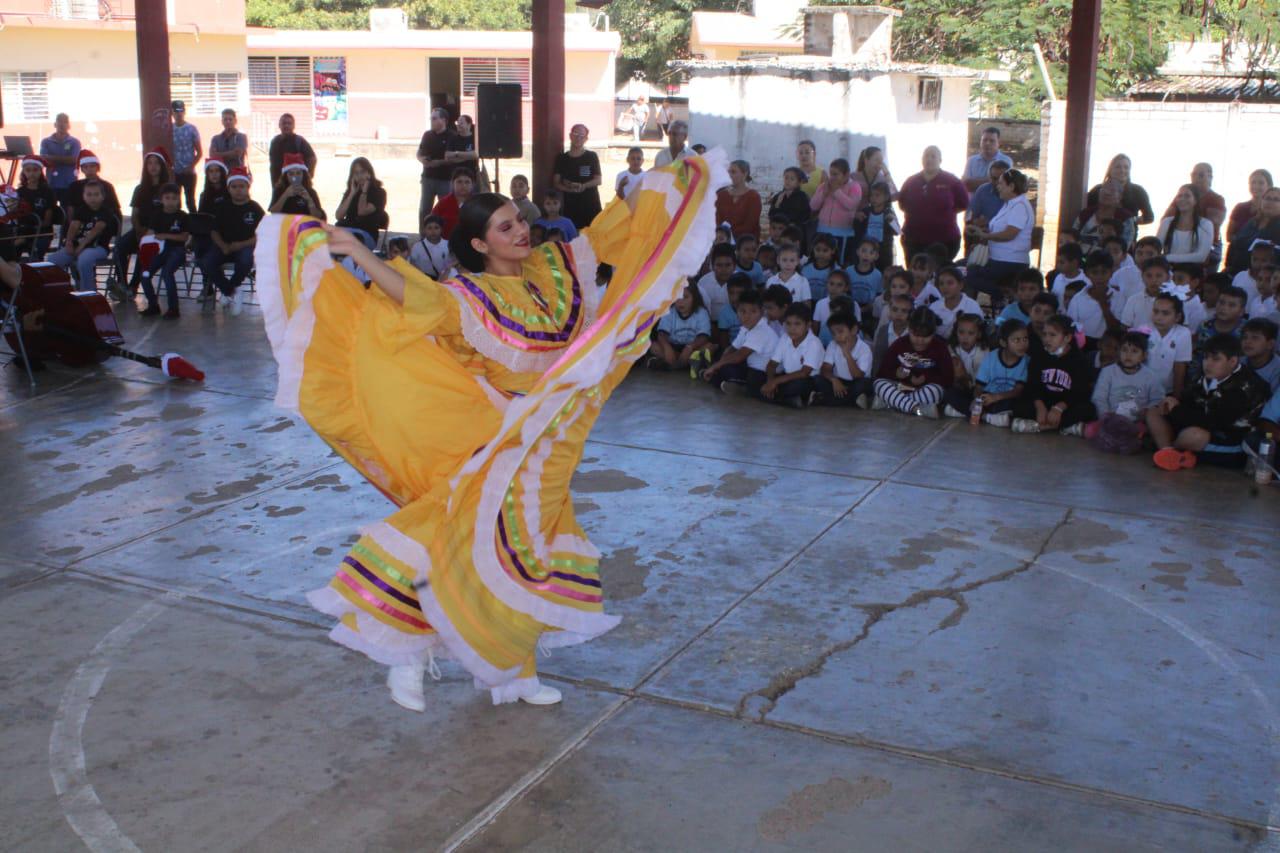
[645,225,1280,474]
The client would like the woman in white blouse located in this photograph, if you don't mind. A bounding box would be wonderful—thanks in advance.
[967,168,1035,300]
[1156,184,1214,265]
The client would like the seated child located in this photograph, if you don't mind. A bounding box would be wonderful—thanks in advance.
[762,284,792,337]
[409,214,449,279]
[1105,235,1142,309]
[647,284,712,373]
[385,236,410,261]
[812,269,860,346]
[761,303,825,408]
[997,268,1043,327]
[697,243,737,322]
[757,244,779,282]
[44,180,118,292]
[509,174,541,223]
[1048,243,1087,300]
[1027,291,1060,355]
[545,227,566,244]
[943,317,1029,427]
[702,289,778,395]
[813,310,874,408]
[1087,330,1165,453]
[1012,314,1096,435]
[1147,333,1271,470]
[1146,292,1192,396]
[532,191,578,242]
[947,312,988,397]
[845,237,883,313]
[735,234,765,286]
[907,252,942,307]
[801,234,838,302]
[714,273,752,352]
[1069,250,1120,346]
[1191,284,1248,381]
[1171,263,1208,330]
[1241,317,1280,392]
[871,267,911,326]
[872,291,913,375]
[1091,327,1121,380]
[1248,263,1277,318]
[929,266,982,339]
[1232,240,1274,304]
[1120,256,1169,328]
[139,182,188,318]
[529,223,547,246]
[872,306,953,418]
[762,212,789,251]
[766,244,811,304]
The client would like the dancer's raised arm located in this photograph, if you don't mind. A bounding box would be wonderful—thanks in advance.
[324,223,406,305]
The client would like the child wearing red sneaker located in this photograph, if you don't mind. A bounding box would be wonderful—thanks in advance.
[1146,333,1270,471]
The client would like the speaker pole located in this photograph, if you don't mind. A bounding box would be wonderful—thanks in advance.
[494,158,500,195]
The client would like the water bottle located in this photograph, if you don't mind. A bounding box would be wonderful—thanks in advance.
[969,398,983,425]
[1255,432,1275,486]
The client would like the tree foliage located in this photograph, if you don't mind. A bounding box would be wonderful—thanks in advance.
[245,0,531,31]
[607,0,741,84]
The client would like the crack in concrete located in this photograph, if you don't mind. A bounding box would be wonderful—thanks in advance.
[735,510,1073,722]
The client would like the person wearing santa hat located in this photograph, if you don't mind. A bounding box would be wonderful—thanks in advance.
[200,167,265,316]
[16,154,57,260]
[66,150,122,216]
[110,147,174,300]
[268,153,325,219]
[198,156,229,215]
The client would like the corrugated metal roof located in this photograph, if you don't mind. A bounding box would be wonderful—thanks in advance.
[1128,74,1280,102]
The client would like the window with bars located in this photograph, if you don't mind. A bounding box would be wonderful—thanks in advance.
[170,73,240,116]
[1,72,50,122]
[247,56,312,97]
[917,77,942,111]
[461,58,531,97]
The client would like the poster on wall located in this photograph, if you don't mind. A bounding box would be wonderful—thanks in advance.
[313,57,348,134]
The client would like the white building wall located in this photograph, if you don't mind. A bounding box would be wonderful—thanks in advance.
[1039,100,1280,252]
[683,69,971,198]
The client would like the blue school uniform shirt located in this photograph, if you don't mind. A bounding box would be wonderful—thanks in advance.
[975,351,1028,395]
[845,263,882,307]
[657,306,711,346]
[1260,387,1280,423]
[863,209,890,243]
[716,303,741,341]
[532,215,578,241]
[801,262,835,302]
[996,302,1031,327]
[737,260,765,287]
[1253,354,1280,392]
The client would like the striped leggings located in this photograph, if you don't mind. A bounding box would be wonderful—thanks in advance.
[874,379,944,413]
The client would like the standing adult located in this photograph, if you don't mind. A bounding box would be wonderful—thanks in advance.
[967,169,1034,299]
[626,96,650,142]
[962,127,1012,192]
[796,139,825,198]
[170,100,203,212]
[1225,186,1280,274]
[851,145,897,202]
[446,114,479,182]
[898,146,969,262]
[208,108,248,169]
[39,112,81,210]
[655,99,673,140]
[1086,154,1154,225]
[654,120,691,168]
[715,159,762,240]
[268,113,317,187]
[552,124,603,230]
[1162,163,1226,270]
[417,108,456,222]
[1227,169,1273,247]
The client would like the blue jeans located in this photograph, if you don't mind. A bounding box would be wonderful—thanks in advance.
[46,245,109,292]
[142,242,184,309]
[200,245,254,296]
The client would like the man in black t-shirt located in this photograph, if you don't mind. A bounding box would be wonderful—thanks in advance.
[268,114,318,187]
[45,180,119,291]
[417,108,456,222]
[199,167,266,316]
[139,184,189,317]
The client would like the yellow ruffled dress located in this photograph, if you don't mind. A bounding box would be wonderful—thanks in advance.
[256,153,726,703]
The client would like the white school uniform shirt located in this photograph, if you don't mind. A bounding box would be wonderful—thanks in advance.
[696,271,730,322]
[409,237,449,280]
[1109,260,1142,314]
[1248,294,1276,318]
[953,344,987,379]
[823,337,873,380]
[767,271,812,303]
[1182,295,1207,331]
[813,296,861,328]
[768,318,785,338]
[732,319,779,372]
[912,281,942,307]
[770,330,825,374]
[1067,289,1108,339]
[1051,270,1089,300]
[615,168,644,200]
[1145,324,1192,392]
[929,294,983,339]
[1120,291,1157,328]
[1231,270,1261,303]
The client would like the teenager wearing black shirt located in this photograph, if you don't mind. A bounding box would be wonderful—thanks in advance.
[45,180,119,291]
[334,157,388,248]
[111,147,172,299]
[199,168,265,316]
[140,183,189,318]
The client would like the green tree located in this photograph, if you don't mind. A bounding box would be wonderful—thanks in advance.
[245,0,532,31]
[608,0,741,85]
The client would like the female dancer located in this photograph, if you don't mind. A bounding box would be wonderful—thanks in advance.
[256,153,725,710]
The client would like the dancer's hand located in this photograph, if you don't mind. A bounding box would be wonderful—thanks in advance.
[325,224,364,257]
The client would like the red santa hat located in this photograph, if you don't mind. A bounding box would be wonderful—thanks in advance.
[204,156,228,174]
[78,149,100,169]
[144,145,171,167]
[281,152,308,174]
[20,154,46,171]
[226,166,251,185]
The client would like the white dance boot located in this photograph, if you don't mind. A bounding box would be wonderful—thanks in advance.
[520,683,563,706]
[386,651,441,712]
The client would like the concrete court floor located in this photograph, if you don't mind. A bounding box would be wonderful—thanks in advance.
[1,298,1278,853]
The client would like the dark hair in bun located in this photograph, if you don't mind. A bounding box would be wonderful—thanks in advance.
[449,193,512,273]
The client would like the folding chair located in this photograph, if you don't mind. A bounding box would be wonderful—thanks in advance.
[0,269,36,386]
